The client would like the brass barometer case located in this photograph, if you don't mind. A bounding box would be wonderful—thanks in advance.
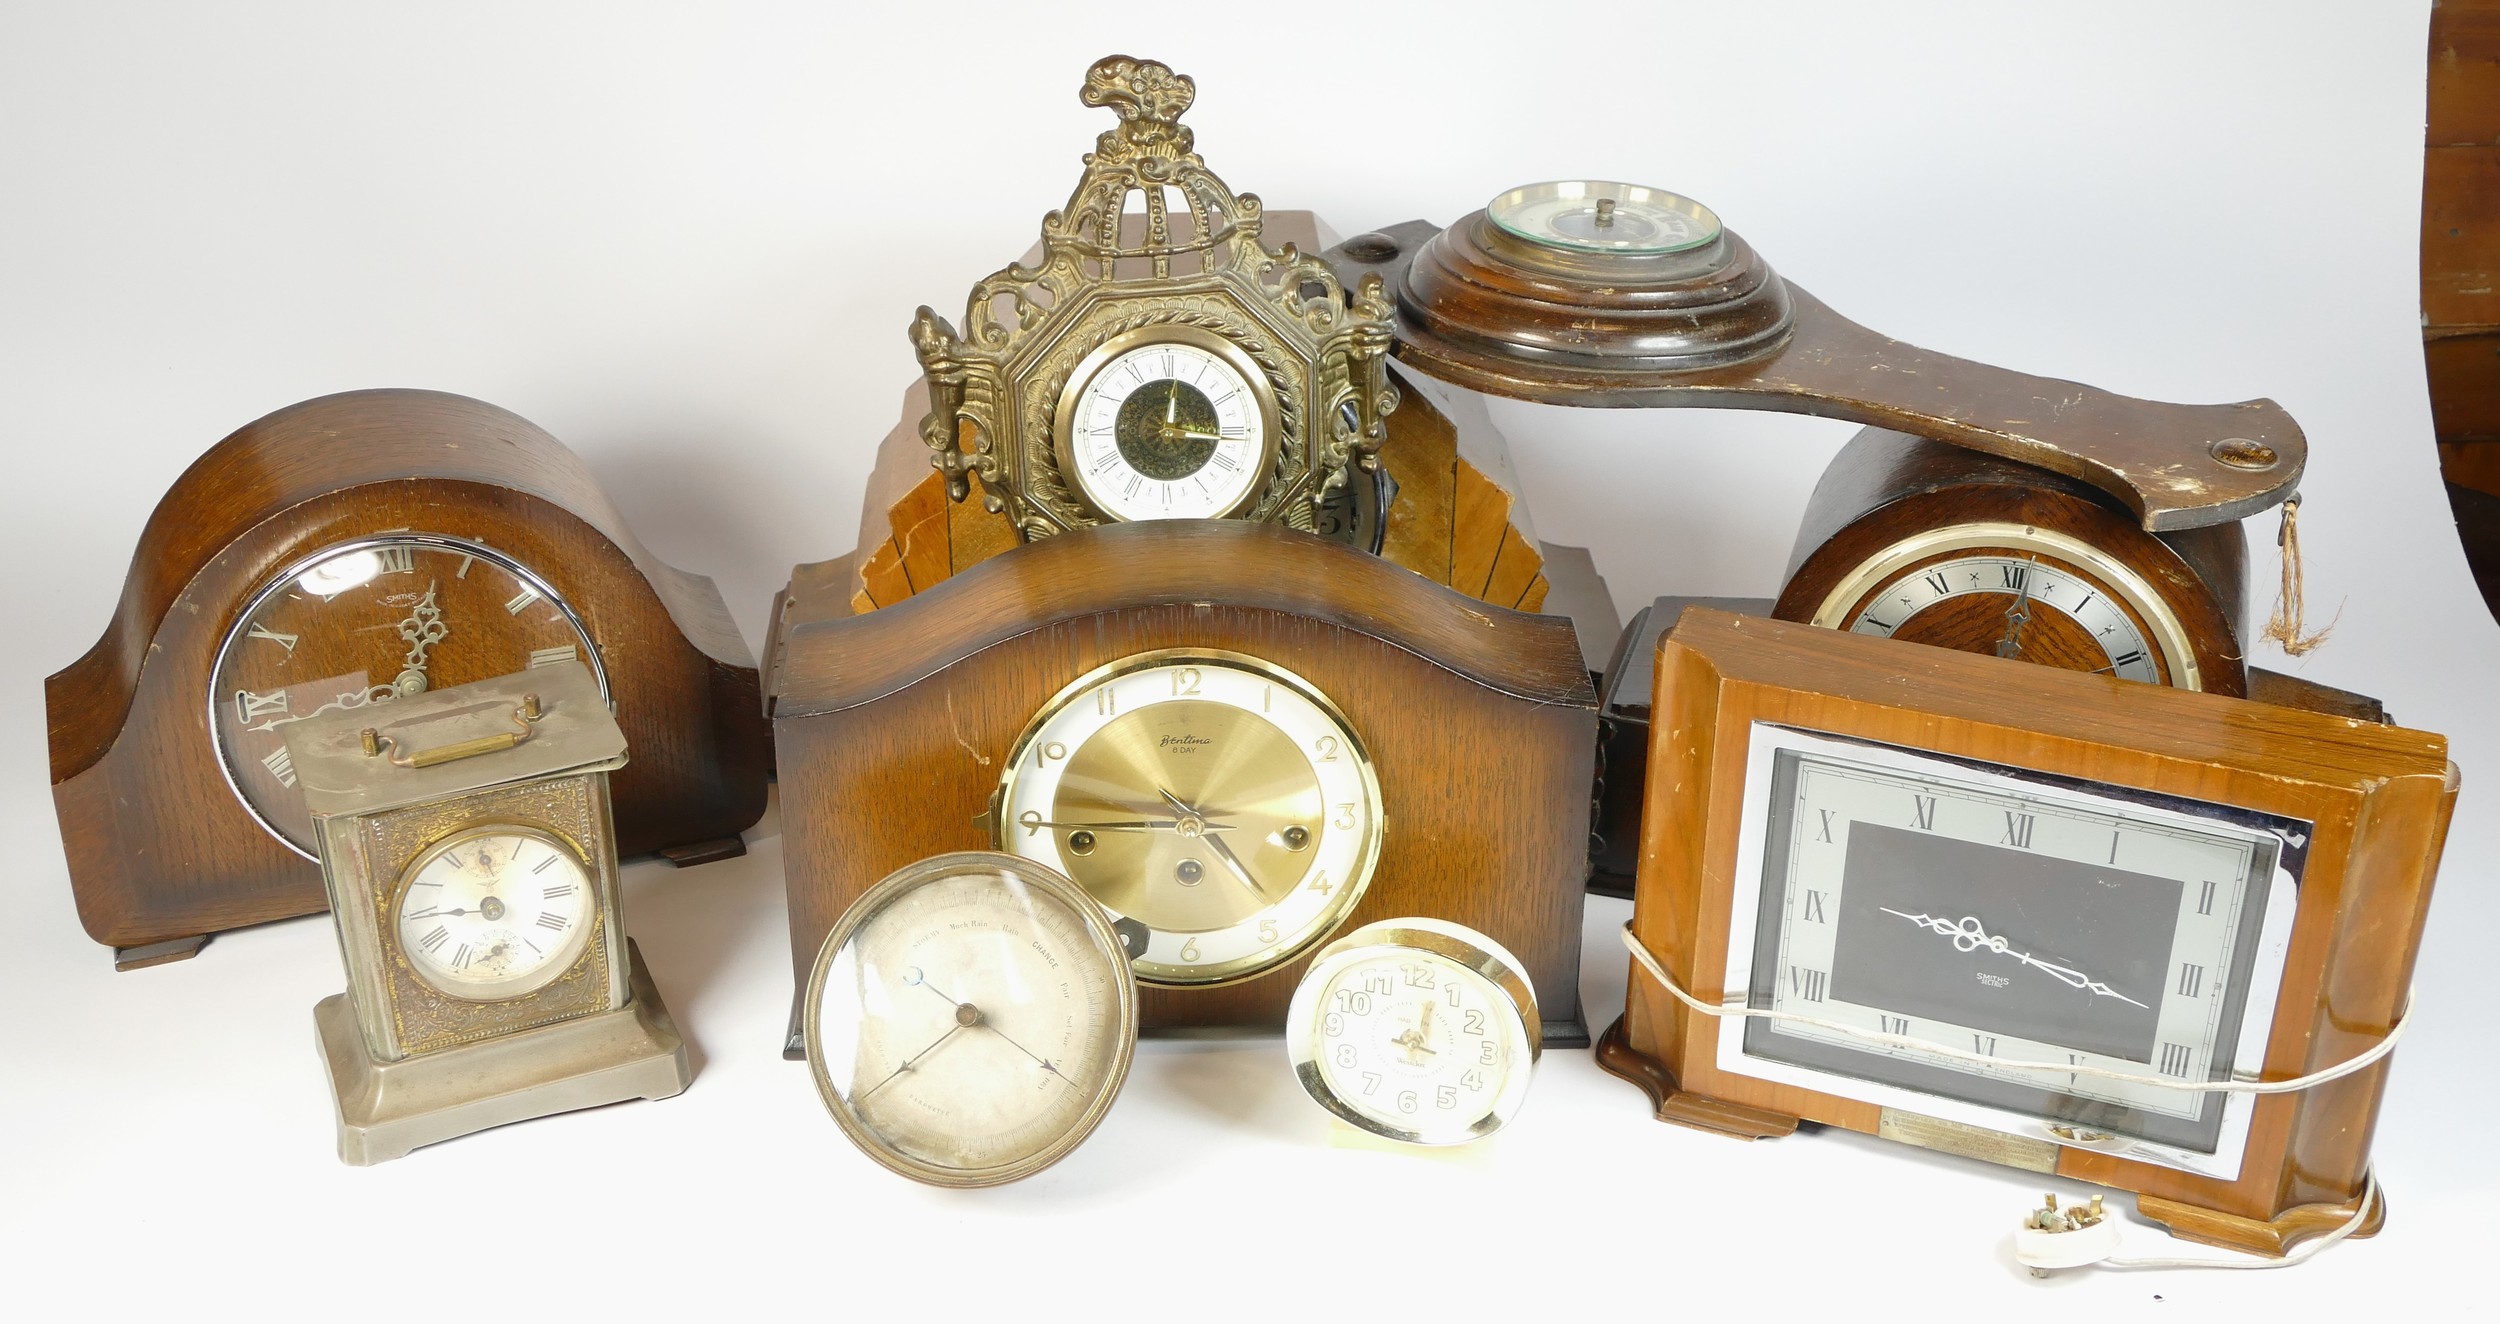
[285,661,689,1164]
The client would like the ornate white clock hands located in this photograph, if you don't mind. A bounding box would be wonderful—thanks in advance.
[1995,572,2036,659]
[1879,908,2151,1009]
[393,582,450,693]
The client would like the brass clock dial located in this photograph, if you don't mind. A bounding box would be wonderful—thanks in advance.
[1055,328,1277,523]
[995,650,1383,986]
[1806,525,2199,689]
[209,535,603,856]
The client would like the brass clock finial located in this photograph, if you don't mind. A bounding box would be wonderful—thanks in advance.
[1080,55,1195,163]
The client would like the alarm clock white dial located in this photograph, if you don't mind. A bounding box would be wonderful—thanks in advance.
[393,826,596,1001]
[1062,339,1268,522]
[996,651,1381,986]
[1286,918,1541,1145]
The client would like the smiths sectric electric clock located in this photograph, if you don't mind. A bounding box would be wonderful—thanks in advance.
[283,661,690,1165]
[1284,917,1541,1145]
[804,852,1138,1188]
[994,650,1384,986]
[1599,609,2451,1256]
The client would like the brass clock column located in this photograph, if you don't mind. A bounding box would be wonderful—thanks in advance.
[284,661,690,1164]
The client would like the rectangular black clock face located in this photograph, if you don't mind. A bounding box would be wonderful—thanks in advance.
[1736,731,2300,1158]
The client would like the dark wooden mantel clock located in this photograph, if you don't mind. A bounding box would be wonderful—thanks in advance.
[46,390,772,969]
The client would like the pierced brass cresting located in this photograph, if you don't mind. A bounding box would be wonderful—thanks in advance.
[908,55,1396,540]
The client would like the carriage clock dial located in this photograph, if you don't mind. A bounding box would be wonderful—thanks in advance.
[394,826,596,1001]
[1488,180,1723,255]
[1055,328,1279,523]
[209,535,602,855]
[1730,725,2297,1174]
[804,853,1137,1188]
[995,650,1383,986]
[1286,918,1541,1145]
[1808,526,2200,689]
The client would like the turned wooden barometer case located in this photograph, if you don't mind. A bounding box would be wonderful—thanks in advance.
[45,390,771,969]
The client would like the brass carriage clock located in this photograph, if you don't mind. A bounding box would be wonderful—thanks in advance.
[284,661,689,1164]
[908,55,1398,545]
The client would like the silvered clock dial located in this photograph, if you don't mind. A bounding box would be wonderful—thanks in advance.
[804,852,1137,1188]
[995,650,1383,986]
[1724,723,2300,1177]
[209,535,602,856]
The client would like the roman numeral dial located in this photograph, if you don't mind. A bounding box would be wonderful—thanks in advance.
[1829,544,2183,687]
[392,827,598,1000]
[1059,333,1271,524]
[208,538,599,858]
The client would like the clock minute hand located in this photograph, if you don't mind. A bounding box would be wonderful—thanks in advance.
[1995,574,2035,659]
[1159,786,1269,905]
[1878,908,2151,1010]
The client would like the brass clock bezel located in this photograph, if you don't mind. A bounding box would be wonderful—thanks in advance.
[1049,323,1284,524]
[993,647,1385,988]
[206,532,607,860]
[1803,522,2204,692]
[388,822,599,1003]
[1285,916,1542,1145]
[802,851,1139,1189]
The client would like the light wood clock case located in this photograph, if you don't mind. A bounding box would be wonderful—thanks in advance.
[45,390,771,969]
[769,519,1597,1052]
[1598,608,2452,1257]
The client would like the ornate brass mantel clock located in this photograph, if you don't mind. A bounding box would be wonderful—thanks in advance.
[908,55,1396,544]
[284,661,689,1165]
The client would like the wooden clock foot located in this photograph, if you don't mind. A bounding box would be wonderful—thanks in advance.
[2136,1186,2387,1258]
[1594,1014,1800,1140]
[114,934,210,971]
[657,835,746,868]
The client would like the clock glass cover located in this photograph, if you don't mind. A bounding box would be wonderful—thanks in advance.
[394,826,597,1001]
[1057,329,1275,523]
[1286,918,1540,1145]
[804,852,1137,1188]
[996,650,1383,986]
[209,535,602,856]
[1488,180,1722,255]
[1723,724,2300,1176]
[1810,524,2199,688]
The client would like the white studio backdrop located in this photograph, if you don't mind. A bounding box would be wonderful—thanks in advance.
[1,2,2487,1318]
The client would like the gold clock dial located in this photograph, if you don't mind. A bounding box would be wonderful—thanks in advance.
[996,651,1382,986]
[209,535,602,856]
[1809,524,2201,690]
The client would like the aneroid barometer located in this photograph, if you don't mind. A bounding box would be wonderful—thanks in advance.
[284,660,689,1165]
[804,853,1138,1187]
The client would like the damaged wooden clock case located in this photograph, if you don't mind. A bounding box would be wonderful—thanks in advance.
[45,389,773,968]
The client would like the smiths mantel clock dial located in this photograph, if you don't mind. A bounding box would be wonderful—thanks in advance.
[282,661,690,1165]
[909,55,1397,545]
[995,650,1385,986]
[210,535,603,855]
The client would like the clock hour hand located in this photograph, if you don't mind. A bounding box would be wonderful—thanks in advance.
[1879,908,2151,1009]
[1995,573,2035,659]
[1159,787,1270,905]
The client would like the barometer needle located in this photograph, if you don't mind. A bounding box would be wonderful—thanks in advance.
[856,1024,966,1102]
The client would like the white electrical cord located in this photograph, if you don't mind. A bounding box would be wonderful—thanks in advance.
[1615,923,2404,1274]
[1617,922,2411,1094]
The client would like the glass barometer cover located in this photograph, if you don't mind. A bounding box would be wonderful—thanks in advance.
[1488,180,1722,255]
[803,852,1138,1188]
